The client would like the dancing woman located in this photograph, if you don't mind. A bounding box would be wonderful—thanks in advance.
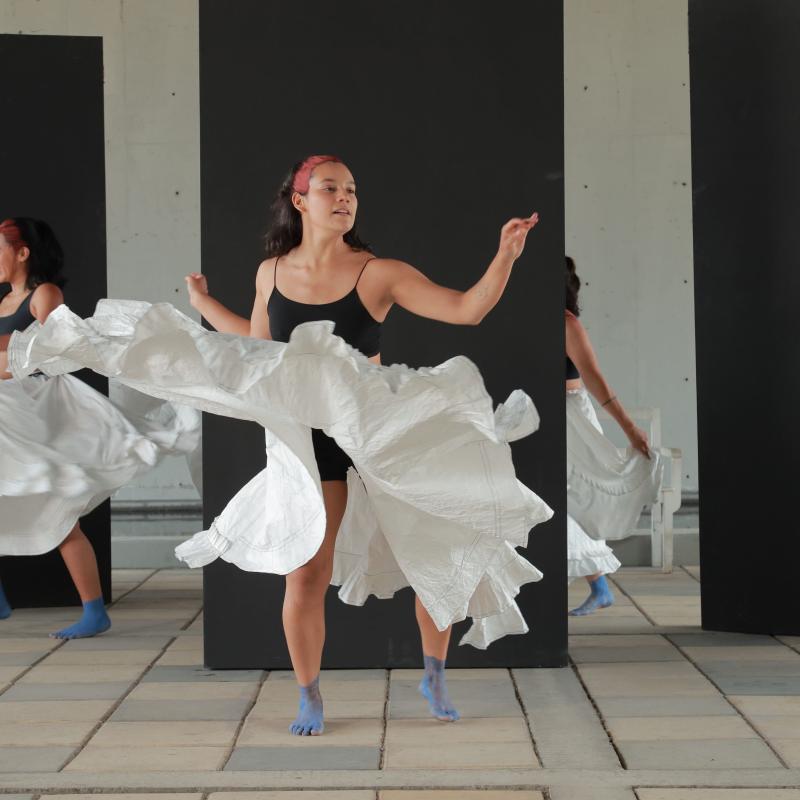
[0,217,199,636]
[565,256,661,615]
[10,156,552,735]
[186,156,537,733]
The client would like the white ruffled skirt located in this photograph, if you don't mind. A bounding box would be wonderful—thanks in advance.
[10,301,554,648]
[0,372,200,556]
[566,387,662,578]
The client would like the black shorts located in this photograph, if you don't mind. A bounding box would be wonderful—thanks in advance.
[312,428,353,482]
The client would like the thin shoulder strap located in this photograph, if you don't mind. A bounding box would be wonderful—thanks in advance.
[354,256,376,290]
[273,256,280,291]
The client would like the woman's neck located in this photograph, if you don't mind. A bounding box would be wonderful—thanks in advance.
[5,270,29,296]
[293,229,349,271]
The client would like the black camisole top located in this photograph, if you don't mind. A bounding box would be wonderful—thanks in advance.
[566,355,580,380]
[0,286,36,335]
[267,256,382,358]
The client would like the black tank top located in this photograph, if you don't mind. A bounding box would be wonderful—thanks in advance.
[566,355,580,380]
[0,286,36,335]
[267,256,381,357]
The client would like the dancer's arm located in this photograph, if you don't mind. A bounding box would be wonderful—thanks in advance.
[186,263,272,339]
[386,213,539,325]
[29,283,64,323]
[566,314,650,457]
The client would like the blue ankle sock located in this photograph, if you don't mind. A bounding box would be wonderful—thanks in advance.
[0,581,11,620]
[569,575,615,617]
[289,676,324,735]
[50,596,111,639]
[419,655,460,722]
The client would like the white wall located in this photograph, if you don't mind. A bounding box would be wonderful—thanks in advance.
[564,0,698,491]
[1,0,201,504]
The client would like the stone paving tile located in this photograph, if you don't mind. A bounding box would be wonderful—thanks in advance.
[0,746,73,772]
[385,716,530,745]
[549,790,637,800]
[391,668,508,681]
[0,681,132,701]
[0,665,25,683]
[684,646,800,662]
[618,737,782,768]
[1,795,34,800]
[670,632,780,647]
[142,665,264,683]
[55,635,173,651]
[110,697,253,721]
[638,792,800,799]
[390,677,521,719]
[0,651,51,666]
[570,643,683,663]
[89,719,240,747]
[47,795,202,800]
[707,676,800,696]
[596,695,738,717]
[0,720,97,746]
[65,745,229,772]
[0,636,59,653]
[129,681,258,701]
[239,716,382,747]
[682,565,701,580]
[577,661,719,698]
[42,648,160,666]
[607,714,757,740]
[0,699,114,722]
[381,793,544,799]
[730,696,800,715]
[748,715,800,739]
[384,739,539,769]
[215,793,375,800]
[269,669,386,682]
[17,664,145,684]
[514,667,620,769]
[225,745,380,771]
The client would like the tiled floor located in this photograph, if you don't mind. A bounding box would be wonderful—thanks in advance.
[0,566,799,798]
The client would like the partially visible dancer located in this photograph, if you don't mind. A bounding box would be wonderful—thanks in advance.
[565,256,662,616]
[0,217,199,637]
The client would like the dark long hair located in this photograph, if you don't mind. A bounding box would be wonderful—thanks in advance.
[566,255,581,316]
[264,158,371,258]
[0,217,66,290]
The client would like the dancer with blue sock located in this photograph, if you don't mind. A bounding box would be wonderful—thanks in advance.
[564,256,662,616]
[0,217,199,637]
[182,156,537,733]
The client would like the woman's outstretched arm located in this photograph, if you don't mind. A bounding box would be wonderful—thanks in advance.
[186,259,273,339]
[387,213,538,325]
[566,313,650,457]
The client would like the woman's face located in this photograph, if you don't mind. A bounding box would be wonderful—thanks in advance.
[296,161,358,234]
[0,234,26,284]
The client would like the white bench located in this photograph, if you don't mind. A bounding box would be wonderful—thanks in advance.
[597,406,683,573]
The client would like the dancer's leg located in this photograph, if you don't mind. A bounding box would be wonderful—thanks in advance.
[569,573,615,616]
[0,580,11,619]
[52,523,111,639]
[415,595,459,722]
[283,480,347,736]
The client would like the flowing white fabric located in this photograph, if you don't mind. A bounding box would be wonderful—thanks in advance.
[567,387,662,549]
[9,301,553,647]
[0,372,200,556]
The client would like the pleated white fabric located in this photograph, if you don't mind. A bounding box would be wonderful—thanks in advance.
[0,372,200,556]
[567,387,662,543]
[9,300,553,647]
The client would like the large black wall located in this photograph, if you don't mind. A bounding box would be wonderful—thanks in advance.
[690,1,800,634]
[0,34,110,607]
[200,0,566,667]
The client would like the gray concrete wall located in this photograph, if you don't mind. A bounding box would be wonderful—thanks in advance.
[564,0,697,492]
[1,0,201,506]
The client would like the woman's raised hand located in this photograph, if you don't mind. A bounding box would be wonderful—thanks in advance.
[498,212,539,261]
[185,273,209,306]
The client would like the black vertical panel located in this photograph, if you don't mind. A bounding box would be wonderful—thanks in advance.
[0,34,109,607]
[690,2,800,634]
[201,0,566,667]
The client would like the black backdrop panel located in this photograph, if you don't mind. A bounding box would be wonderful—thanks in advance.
[690,2,800,634]
[201,0,566,667]
[0,34,109,607]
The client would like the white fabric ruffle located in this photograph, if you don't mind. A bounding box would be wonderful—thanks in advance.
[567,513,621,580]
[0,372,200,556]
[567,387,662,542]
[10,300,553,647]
